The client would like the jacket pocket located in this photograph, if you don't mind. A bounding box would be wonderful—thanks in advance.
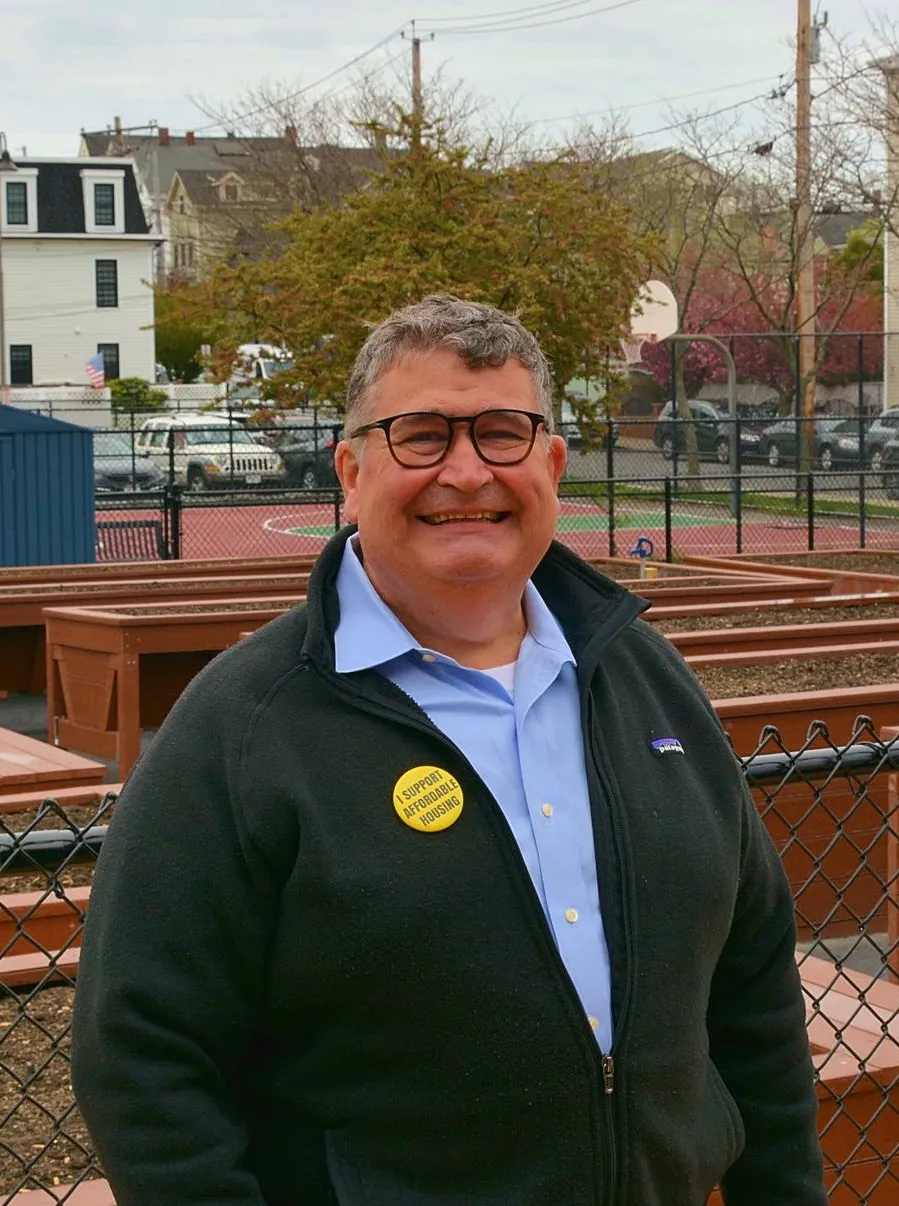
[705,1059,746,1173]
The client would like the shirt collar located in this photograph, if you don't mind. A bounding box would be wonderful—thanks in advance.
[333,536,575,675]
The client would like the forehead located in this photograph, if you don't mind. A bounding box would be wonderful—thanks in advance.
[371,348,537,419]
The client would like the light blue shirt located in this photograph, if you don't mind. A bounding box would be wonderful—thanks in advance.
[334,539,614,1051]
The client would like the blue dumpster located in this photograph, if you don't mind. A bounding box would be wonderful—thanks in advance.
[0,406,95,566]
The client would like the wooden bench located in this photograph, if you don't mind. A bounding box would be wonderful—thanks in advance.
[95,519,168,563]
[0,728,107,797]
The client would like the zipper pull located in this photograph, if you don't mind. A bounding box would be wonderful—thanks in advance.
[601,1054,615,1096]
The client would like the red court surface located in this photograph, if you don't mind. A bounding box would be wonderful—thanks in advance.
[96,497,899,564]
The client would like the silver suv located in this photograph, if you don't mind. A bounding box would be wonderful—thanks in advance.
[135,414,286,491]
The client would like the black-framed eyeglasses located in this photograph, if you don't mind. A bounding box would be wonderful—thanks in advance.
[348,409,548,468]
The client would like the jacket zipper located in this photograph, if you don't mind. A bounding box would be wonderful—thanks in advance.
[315,662,618,1202]
[582,687,638,1206]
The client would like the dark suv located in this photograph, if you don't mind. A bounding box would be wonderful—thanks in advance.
[652,400,762,463]
[270,420,339,488]
[862,408,899,473]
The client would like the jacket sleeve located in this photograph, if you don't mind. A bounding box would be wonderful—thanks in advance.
[70,668,318,1205]
[710,776,827,1206]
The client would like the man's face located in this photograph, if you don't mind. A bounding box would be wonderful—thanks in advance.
[335,348,567,606]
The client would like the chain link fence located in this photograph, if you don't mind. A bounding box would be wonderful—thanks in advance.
[83,410,899,564]
[0,722,896,1202]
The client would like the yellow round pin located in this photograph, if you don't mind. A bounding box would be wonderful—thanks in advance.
[393,765,464,832]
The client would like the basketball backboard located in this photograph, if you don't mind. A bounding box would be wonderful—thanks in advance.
[629,280,679,342]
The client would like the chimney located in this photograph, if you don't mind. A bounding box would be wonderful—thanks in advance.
[158,126,170,147]
[284,125,298,146]
[185,131,196,147]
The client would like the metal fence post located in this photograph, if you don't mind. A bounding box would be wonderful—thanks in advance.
[858,334,866,550]
[664,476,672,561]
[606,429,615,559]
[806,472,815,551]
[169,483,182,559]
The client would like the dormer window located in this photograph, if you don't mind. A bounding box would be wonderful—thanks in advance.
[223,181,239,202]
[94,183,116,226]
[81,168,125,234]
[6,181,27,225]
[1,169,38,234]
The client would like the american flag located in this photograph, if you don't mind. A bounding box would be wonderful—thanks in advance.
[86,353,105,389]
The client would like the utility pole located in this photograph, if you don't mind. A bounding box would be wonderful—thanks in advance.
[403,22,432,154]
[795,0,816,466]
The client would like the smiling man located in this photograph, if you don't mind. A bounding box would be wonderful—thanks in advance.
[72,295,826,1206]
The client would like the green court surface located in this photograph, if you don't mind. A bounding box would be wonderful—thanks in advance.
[284,508,737,539]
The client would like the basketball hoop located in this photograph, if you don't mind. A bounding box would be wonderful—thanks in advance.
[617,334,648,368]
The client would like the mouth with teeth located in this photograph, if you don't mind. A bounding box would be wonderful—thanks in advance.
[419,511,508,525]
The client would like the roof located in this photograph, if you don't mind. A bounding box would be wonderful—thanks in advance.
[80,131,386,202]
[815,210,872,250]
[10,159,149,235]
[170,168,240,209]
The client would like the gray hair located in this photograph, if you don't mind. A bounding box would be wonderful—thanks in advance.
[344,294,555,432]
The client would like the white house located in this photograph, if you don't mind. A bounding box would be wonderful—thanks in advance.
[0,157,157,397]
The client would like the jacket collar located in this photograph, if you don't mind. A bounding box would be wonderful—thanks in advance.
[301,526,647,675]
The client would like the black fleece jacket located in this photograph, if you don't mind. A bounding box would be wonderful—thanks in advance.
[71,530,826,1206]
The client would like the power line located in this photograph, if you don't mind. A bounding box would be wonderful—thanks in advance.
[416,0,641,36]
[191,25,411,133]
[415,0,606,24]
[530,73,788,126]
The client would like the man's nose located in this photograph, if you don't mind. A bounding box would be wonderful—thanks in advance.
[435,424,495,491]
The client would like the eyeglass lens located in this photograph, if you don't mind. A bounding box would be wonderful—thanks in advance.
[388,410,538,466]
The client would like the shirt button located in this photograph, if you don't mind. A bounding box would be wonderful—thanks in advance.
[565,908,579,924]
[588,1016,600,1032]
[421,653,436,663]
[541,803,554,817]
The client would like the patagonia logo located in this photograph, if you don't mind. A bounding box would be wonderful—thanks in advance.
[650,737,685,757]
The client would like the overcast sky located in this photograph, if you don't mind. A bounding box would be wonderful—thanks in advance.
[1,0,891,159]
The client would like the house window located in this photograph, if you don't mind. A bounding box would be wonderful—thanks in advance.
[5,181,27,226]
[95,260,119,308]
[97,343,120,381]
[9,345,33,386]
[224,182,239,202]
[94,182,116,226]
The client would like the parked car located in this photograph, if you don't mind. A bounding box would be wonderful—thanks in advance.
[270,420,339,488]
[880,433,899,500]
[757,417,868,470]
[134,414,286,491]
[652,400,764,463]
[861,407,899,473]
[93,432,165,493]
[559,399,619,451]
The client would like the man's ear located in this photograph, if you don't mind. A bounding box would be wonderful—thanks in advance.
[335,440,360,523]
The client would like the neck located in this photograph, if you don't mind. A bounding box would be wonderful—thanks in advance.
[370,574,528,669]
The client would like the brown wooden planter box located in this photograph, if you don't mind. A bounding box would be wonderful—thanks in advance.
[634,574,828,609]
[0,553,320,588]
[684,551,899,596]
[649,590,899,624]
[670,617,899,660]
[0,572,312,697]
[44,597,304,776]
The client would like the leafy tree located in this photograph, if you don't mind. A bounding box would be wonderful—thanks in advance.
[154,289,211,383]
[108,378,168,414]
[180,119,655,411]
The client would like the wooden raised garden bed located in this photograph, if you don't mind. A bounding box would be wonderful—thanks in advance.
[44,597,303,775]
[0,571,314,697]
[684,550,899,595]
